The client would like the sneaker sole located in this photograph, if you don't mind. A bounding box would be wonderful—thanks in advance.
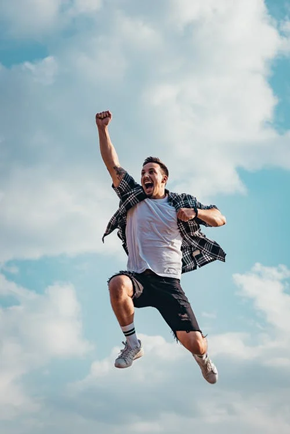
[204,372,218,384]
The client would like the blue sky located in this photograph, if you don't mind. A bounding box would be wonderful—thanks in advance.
[0,1,290,433]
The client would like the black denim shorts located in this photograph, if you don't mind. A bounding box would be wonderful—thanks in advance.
[108,270,202,339]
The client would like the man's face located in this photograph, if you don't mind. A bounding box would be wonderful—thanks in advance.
[141,162,167,199]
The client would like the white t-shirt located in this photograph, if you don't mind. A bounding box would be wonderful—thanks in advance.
[126,197,182,279]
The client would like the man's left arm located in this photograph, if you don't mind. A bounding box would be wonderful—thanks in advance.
[195,207,226,227]
[177,206,226,227]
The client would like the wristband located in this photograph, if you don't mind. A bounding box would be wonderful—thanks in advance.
[194,206,198,219]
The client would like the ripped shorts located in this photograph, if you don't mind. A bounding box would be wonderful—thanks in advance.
[108,270,202,340]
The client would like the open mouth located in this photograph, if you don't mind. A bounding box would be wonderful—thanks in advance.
[144,182,153,193]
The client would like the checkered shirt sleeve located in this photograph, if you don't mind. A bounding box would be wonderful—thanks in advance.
[102,172,146,242]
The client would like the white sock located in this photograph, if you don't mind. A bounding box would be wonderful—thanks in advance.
[121,322,139,348]
[195,353,208,360]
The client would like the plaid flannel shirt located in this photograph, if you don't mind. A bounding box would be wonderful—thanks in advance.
[102,172,226,274]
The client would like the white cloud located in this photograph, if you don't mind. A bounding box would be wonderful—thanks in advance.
[64,327,290,434]
[0,0,63,37]
[1,263,290,432]
[0,0,102,37]
[67,259,290,429]
[0,0,290,262]
[59,259,290,431]
[69,0,102,16]
[1,2,290,433]
[234,263,290,333]
[139,0,290,196]
[0,274,92,419]
[115,11,163,50]
[0,164,122,262]
[207,263,290,365]
[22,57,58,85]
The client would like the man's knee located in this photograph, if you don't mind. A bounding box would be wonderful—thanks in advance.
[192,333,207,354]
[108,275,133,299]
[177,330,207,354]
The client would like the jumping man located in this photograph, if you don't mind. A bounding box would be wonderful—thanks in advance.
[96,110,226,384]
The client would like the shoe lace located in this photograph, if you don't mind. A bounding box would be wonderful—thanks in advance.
[196,355,214,373]
[204,358,213,373]
[118,342,137,362]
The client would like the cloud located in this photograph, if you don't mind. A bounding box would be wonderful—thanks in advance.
[55,263,289,433]
[22,57,58,85]
[0,273,93,419]
[63,332,290,434]
[234,263,290,333]
[139,0,290,195]
[0,0,102,38]
[0,264,19,274]
[0,0,290,263]
[69,0,103,16]
[1,263,290,432]
[0,0,63,37]
[1,1,290,433]
[206,263,290,368]
[0,163,122,262]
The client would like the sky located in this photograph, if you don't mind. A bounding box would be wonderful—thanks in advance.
[0,0,290,433]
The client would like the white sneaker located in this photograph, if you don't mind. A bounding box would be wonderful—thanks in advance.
[193,354,218,384]
[114,340,144,369]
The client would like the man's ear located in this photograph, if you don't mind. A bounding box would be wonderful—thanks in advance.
[162,176,168,184]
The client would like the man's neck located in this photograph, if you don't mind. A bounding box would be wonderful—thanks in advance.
[151,192,167,200]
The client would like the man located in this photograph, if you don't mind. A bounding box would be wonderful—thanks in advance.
[96,110,226,384]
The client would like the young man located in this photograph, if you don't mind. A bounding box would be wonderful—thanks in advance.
[96,110,226,384]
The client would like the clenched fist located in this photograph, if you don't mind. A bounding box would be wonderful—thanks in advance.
[177,208,197,222]
[95,110,112,128]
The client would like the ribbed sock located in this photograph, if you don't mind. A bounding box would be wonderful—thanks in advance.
[195,353,208,361]
[121,322,139,348]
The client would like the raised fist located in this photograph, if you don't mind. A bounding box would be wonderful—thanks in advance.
[95,110,112,128]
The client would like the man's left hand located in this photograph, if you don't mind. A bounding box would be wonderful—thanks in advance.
[177,208,197,222]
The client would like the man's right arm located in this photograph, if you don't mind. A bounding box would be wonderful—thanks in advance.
[95,110,125,188]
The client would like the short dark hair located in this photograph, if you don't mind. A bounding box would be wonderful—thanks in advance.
[142,156,169,178]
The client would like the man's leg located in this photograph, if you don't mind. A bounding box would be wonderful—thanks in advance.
[109,274,135,326]
[151,276,218,384]
[176,330,207,355]
[108,274,144,368]
[176,331,218,384]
